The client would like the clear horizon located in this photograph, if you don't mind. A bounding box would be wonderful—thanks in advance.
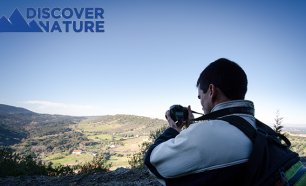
[1,0,306,127]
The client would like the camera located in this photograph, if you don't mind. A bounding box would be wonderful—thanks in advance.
[169,105,189,124]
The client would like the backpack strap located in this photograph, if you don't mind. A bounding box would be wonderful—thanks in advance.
[218,115,256,142]
[218,115,265,186]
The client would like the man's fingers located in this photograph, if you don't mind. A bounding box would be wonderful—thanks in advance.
[188,105,194,120]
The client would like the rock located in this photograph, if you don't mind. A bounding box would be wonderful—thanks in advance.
[0,168,160,186]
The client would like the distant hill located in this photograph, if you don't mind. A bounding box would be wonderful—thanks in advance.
[0,104,84,146]
[0,104,36,115]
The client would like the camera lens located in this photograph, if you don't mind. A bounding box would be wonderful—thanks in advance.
[169,105,188,123]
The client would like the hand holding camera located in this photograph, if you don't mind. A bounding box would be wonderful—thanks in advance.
[165,105,198,132]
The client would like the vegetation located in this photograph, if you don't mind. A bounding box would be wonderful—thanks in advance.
[271,110,305,156]
[273,110,284,134]
[0,146,111,177]
[128,126,166,168]
[288,135,306,157]
[0,111,167,176]
[3,111,167,170]
[73,154,112,174]
[0,112,84,146]
[0,146,48,176]
[69,114,166,169]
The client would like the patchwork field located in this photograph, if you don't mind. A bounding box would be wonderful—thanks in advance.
[39,115,166,169]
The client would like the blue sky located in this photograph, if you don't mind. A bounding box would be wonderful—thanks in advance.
[0,0,306,127]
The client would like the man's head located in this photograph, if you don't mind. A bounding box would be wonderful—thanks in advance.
[197,58,248,114]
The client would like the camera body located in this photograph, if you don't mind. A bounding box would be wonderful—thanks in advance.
[169,105,189,124]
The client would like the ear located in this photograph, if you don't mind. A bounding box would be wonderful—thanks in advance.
[208,84,218,100]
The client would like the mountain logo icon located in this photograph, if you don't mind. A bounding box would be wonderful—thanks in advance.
[0,9,42,32]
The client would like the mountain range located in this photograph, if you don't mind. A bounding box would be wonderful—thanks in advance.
[0,103,167,169]
[0,9,42,32]
[0,104,83,145]
[0,104,35,115]
[0,104,165,149]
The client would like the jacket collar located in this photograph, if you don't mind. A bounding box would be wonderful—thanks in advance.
[211,100,255,113]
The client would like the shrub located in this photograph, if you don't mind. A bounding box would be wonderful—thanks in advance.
[0,146,111,177]
[128,126,166,168]
[75,154,112,174]
[47,164,74,176]
[0,147,48,176]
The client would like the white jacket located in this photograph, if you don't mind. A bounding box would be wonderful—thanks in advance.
[145,100,256,185]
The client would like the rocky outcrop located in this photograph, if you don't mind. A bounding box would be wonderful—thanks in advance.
[0,168,160,186]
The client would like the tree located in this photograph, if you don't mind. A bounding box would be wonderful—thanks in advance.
[273,110,284,134]
[0,147,48,177]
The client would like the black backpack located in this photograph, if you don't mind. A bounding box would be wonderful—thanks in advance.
[219,115,300,186]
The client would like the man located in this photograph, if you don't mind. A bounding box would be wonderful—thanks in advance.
[144,58,305,185]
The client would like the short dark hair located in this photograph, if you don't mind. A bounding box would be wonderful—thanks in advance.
[196,58,248,100]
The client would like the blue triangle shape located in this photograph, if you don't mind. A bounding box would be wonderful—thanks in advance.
[9,9,31,32]
[29,20,43,32]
